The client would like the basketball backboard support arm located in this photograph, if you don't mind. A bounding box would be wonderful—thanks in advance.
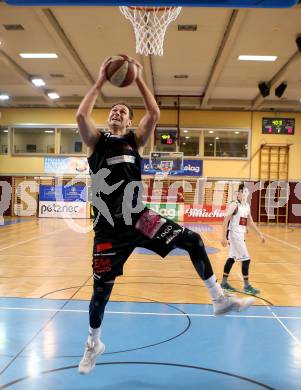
[4,0,299,8]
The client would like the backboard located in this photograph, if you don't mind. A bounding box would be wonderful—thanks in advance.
[150,151,184,175]
[4,0,299,7]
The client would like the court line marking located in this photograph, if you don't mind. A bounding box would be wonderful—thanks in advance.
[263,232,301,252]
[265,305,301,349]
[0,274,93,376]
[0,255,82,259]
[0,306,301,320]
[0,228,69,252]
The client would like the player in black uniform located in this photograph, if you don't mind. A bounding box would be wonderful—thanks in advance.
[77,56,255,374]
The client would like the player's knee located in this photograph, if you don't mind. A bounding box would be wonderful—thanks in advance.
[226,257,235,266]
[242,259,250,275]
[182,229,204,250]
[92,279,115,302]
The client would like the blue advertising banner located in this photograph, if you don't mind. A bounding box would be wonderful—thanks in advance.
[39,185,86,202]
[63,186,87,202]
[39,185,63,201]
[44,157,89,174]
[182,159,203,176]
[141,158,203,176]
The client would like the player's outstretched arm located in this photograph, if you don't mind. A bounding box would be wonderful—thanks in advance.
[221,215,231,247]
[133,59,160,148]
[76,57,111,152]
[221,202,237,246]
[248,214,265,242]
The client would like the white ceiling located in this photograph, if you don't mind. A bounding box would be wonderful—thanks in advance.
[0,1,301,111]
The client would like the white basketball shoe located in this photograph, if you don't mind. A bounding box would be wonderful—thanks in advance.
[213,294,255,316]
[78,339,105,374]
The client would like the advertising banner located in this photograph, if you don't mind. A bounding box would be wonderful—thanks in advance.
[39,201,87,218]
[184,204,226,222]
[182,159,203,176]
[142,159,203,176]
[44,157,89,174]
[146,203,184,222]
[39,185,87,218]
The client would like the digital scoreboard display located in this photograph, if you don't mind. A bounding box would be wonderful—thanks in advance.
[262,118,295,135]
[161,133,175,145]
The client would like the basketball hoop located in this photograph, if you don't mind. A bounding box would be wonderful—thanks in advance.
[119,6,182,56]
[159,160,174,172]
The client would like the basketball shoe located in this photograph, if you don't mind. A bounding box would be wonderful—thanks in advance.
[220,281,237,292]
[213,294,255,316]
[78,339,105,374]
[244,284,260,295]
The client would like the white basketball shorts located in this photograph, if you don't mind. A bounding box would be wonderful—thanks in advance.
[228,230,250,261]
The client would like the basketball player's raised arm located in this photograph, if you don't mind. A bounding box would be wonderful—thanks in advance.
[76,58,111,150]
[133,60,160,148]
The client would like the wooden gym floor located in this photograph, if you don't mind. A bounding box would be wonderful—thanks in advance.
[1,217,300,307]
[1,217,301,389]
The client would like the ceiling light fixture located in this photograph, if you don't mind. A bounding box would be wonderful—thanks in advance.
[47,92,60,100]
[20,53,58,59]
[0,94,10,100]
[238,55,277,62]
[31,77,45,87]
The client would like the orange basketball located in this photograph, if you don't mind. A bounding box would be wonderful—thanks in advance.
[105,54,138,88]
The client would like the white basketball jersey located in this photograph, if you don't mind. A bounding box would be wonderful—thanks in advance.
[228,201,250,234]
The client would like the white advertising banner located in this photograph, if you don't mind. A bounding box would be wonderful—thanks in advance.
[39,201,87,219]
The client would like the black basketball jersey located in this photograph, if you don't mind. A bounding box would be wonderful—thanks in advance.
[88,130,143,233]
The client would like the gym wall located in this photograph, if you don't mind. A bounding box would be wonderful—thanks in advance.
[0,108,300,180]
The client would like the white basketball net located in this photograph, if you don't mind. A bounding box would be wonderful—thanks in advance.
[159,160,174,172]
[119,6,182,56]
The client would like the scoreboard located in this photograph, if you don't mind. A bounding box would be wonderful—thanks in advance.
[262,118,295,135]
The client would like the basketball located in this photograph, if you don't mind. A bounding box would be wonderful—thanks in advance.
[105,54,138,87]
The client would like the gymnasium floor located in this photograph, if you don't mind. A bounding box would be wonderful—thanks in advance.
[1,218,301,389]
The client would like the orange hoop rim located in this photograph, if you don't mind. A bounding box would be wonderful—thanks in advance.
[127,5,177,11]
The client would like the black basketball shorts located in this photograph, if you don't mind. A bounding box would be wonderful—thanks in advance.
[92,208,184,281]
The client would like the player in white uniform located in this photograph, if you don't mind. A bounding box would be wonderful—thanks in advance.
[221,183,265,295]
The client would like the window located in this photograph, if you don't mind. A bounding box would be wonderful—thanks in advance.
[8,124,249,159]
[155,128,177,152]
[0,128,8,154]
[204,130,248,158]
[59,128,87,155]
[179,129,200,156]
[13,127,55,154]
